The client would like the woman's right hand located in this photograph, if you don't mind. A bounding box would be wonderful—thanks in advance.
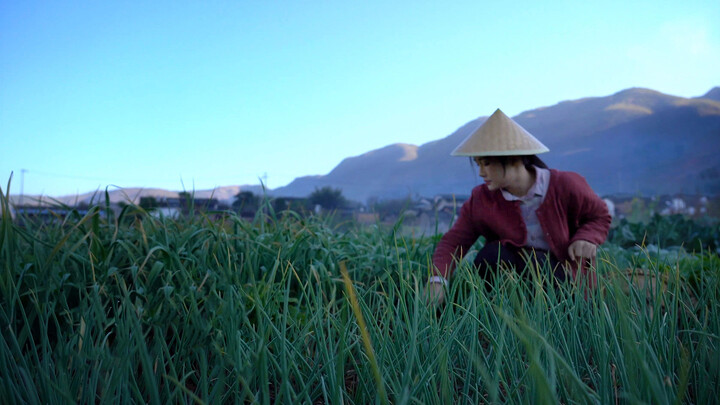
[425,282,446,306]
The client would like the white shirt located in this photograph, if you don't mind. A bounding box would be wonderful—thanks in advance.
[501,166,551,250]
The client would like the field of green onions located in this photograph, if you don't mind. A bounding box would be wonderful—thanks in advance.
[1,190,719,404]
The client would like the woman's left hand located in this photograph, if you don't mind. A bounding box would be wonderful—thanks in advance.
[568,240,597,264]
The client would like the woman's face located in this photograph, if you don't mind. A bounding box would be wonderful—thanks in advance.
[474,157,507,191]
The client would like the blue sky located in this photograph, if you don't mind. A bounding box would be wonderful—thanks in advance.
[2,1,719,197]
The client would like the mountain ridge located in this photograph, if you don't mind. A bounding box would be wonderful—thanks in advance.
[274,86,720,201]
[699,86,720,102]
[11,86,720,205]
[11,185,267,207]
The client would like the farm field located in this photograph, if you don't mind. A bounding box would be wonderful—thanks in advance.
[1,192,719,404]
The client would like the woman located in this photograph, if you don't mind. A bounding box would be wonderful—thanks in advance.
[427,109,611,304]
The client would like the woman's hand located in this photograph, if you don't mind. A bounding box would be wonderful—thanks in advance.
[568,239,599,290]
[425,282,445,306]
[568,239,597,265]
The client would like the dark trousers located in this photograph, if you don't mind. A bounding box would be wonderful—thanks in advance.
[473,241,566,286]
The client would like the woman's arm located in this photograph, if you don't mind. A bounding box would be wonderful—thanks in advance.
[565,173,612,288]
[431,196,482,280]
[570,175,612,247]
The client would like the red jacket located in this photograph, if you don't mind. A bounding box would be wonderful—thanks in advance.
[432,169,611,284]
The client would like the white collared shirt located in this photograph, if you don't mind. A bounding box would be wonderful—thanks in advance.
[501,166,551,250]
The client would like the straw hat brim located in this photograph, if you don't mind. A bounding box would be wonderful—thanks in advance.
[451,109,549,157]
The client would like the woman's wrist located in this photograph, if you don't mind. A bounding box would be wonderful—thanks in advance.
[428,276,448,287]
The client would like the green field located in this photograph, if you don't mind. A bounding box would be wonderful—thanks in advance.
[1,191,719,404]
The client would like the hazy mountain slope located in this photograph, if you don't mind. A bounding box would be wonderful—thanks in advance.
[699,86,720,102]
[274,117,488,200]
[275,87,720,201]
[551,103,720,195]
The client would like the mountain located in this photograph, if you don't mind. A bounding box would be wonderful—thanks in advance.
[11,87,720,206]
[700,86,720,102]
[274,87,720,201]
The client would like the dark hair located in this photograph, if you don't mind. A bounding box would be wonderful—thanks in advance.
[512,155,548,170]
[474,155,549,173]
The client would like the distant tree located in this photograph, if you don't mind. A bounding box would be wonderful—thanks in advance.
[272,197,289,212]
[178,191,193,213]
[707,196,720,218]
[233,191,260,215]
[272,197,307,213]
[139,196,159,211]
[308,187,347,211]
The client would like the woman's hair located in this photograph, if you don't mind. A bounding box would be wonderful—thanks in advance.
[508,155,548,170]
[474,155,549,173]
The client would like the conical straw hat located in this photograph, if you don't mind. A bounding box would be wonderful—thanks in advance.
[451,109,549,157]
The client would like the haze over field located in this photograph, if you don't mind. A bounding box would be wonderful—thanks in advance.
[2,1,719,198]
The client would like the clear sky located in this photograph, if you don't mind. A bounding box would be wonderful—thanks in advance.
[2,1,719,197]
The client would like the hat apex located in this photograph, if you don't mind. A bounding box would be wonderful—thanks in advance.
[450,109,549,157]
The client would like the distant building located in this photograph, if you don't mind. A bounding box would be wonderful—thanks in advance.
[161,197,222,213]
[414,194,469,215]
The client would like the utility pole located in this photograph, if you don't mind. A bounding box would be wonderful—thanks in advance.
[20,169,27,205]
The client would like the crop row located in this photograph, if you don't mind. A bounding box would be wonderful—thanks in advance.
[1,190,719,404]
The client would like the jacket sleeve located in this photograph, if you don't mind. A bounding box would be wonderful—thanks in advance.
[568,174,612,246]
[554,172,611,291]
[432,195,482,279]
